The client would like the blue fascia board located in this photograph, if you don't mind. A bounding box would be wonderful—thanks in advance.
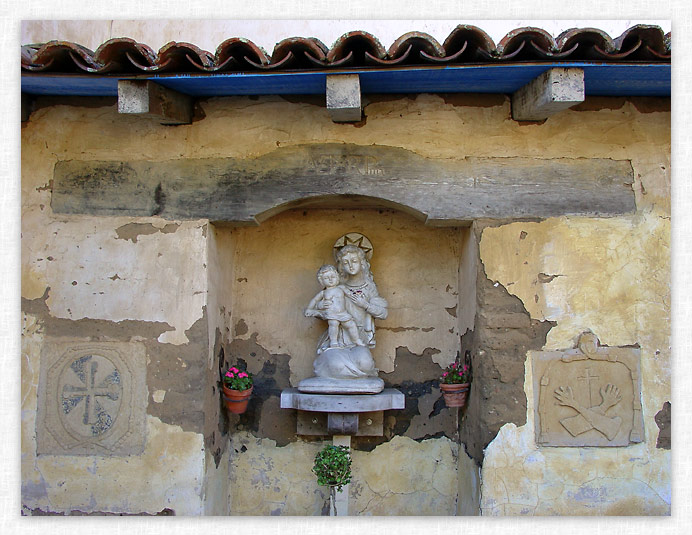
[21,63,671,98]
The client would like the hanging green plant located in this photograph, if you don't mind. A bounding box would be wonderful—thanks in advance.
[312,445,352,515]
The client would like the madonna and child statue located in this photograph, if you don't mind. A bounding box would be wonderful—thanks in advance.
[298,233,387,394]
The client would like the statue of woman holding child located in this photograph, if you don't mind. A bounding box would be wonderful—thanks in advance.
[299,234,388,393]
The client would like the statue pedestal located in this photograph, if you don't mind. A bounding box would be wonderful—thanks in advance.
[281,388,404,412]
[297,376,384,394]
[280,388,405,436]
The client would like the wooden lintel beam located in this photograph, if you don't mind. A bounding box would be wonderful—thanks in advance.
[326,74,362,123]
[512,68,585,121]
[117,80,192,125]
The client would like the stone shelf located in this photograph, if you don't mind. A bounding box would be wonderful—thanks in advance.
[280,388,405,436]
[280,388,404,412]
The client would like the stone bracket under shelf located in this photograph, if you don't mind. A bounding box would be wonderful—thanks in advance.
[280,388,405,436]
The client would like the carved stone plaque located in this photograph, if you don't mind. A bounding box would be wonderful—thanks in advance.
[37,341,147,455]
[532,333,643,447]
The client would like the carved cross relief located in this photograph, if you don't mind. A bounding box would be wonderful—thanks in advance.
[37,341,147,456]
[532,332,643,447]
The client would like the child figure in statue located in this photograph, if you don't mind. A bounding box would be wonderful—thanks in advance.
[305,265,365,349]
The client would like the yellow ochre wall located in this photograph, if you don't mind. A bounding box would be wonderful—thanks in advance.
[21,92,670,515]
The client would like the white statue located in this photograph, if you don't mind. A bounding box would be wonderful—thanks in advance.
[305,265,365,349]
[299,234,388,393]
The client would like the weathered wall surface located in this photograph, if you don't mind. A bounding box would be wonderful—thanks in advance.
[22,91,669,516]
[221,209,465,514]
[227,432,460,516]
[226,209,462,382]
[21,104,219,514]
[474,98,670,514]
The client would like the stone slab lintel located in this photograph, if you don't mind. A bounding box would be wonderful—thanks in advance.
[512,68,585,121]
[118,80,192,125]
[52,146,636,222]
[326,74,362,123]
[280,388,404,412]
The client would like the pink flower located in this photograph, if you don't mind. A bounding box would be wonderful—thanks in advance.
[228,372,235,378]
[230,367,239,373]
[442,372,448,377]
[239,372,247,378]
[451,363,457,369]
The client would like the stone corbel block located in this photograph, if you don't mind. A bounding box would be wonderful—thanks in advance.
[326,74,362,123]
[512,68,585,121]
[118,80,193,125]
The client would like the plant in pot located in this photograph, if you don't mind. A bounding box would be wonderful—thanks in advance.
[439,355,471,408]
[312,445,352,516]
[222,365,253,414]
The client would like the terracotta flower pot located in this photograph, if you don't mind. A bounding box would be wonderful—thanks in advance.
[222,385,253,414]
[440,383,470,408]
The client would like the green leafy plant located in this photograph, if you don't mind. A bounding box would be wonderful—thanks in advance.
[313,445,352,515]
[313,445,352,490]
[223,365,253,391]
[440,361,471,384]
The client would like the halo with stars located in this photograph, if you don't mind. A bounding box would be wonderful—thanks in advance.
[333,233,373,262]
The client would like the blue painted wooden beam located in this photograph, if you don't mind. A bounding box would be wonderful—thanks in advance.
[21,63,670,98]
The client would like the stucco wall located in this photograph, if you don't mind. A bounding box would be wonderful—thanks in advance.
[21,91,669,515]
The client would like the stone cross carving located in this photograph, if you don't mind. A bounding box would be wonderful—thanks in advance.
[37,342,147,456]
[532,332,643,447]
[298,233,388,394]
[61,354,122,436]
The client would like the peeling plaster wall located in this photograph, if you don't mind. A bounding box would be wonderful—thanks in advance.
[201,226,235,514]
[226,209,462,383]
[473,99,670,514]
[227,433,459,516]
[220,210,466,514]
[21,103,214,514]
[480,363,670,515]
[22,92,669,516]
[478,215,670,515]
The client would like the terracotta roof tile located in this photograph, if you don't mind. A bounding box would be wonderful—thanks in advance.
[22,25,670,75]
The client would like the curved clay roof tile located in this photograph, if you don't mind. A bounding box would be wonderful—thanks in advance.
[90,38,159,73]
[527,40,580,60]
[327,31,386,64]
[557,28,615,59]
[615,25,671,60]
[269,37,330,69]
[22,41,98,72]
[365,45,412,66]
[440,25,495,61]
[149,42,215,73]
[19,25,671,74]
[214,37,269,70]
[420,40,468,63]
[497,27,557,57]
[387,32,444,59]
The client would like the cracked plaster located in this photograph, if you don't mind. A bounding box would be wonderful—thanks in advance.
[22,91,669,516]
[24,416,206,515]
[226,209,462,384]
[480,357,670,515]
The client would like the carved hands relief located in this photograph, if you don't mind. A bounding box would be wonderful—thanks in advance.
[533,332,643,447]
